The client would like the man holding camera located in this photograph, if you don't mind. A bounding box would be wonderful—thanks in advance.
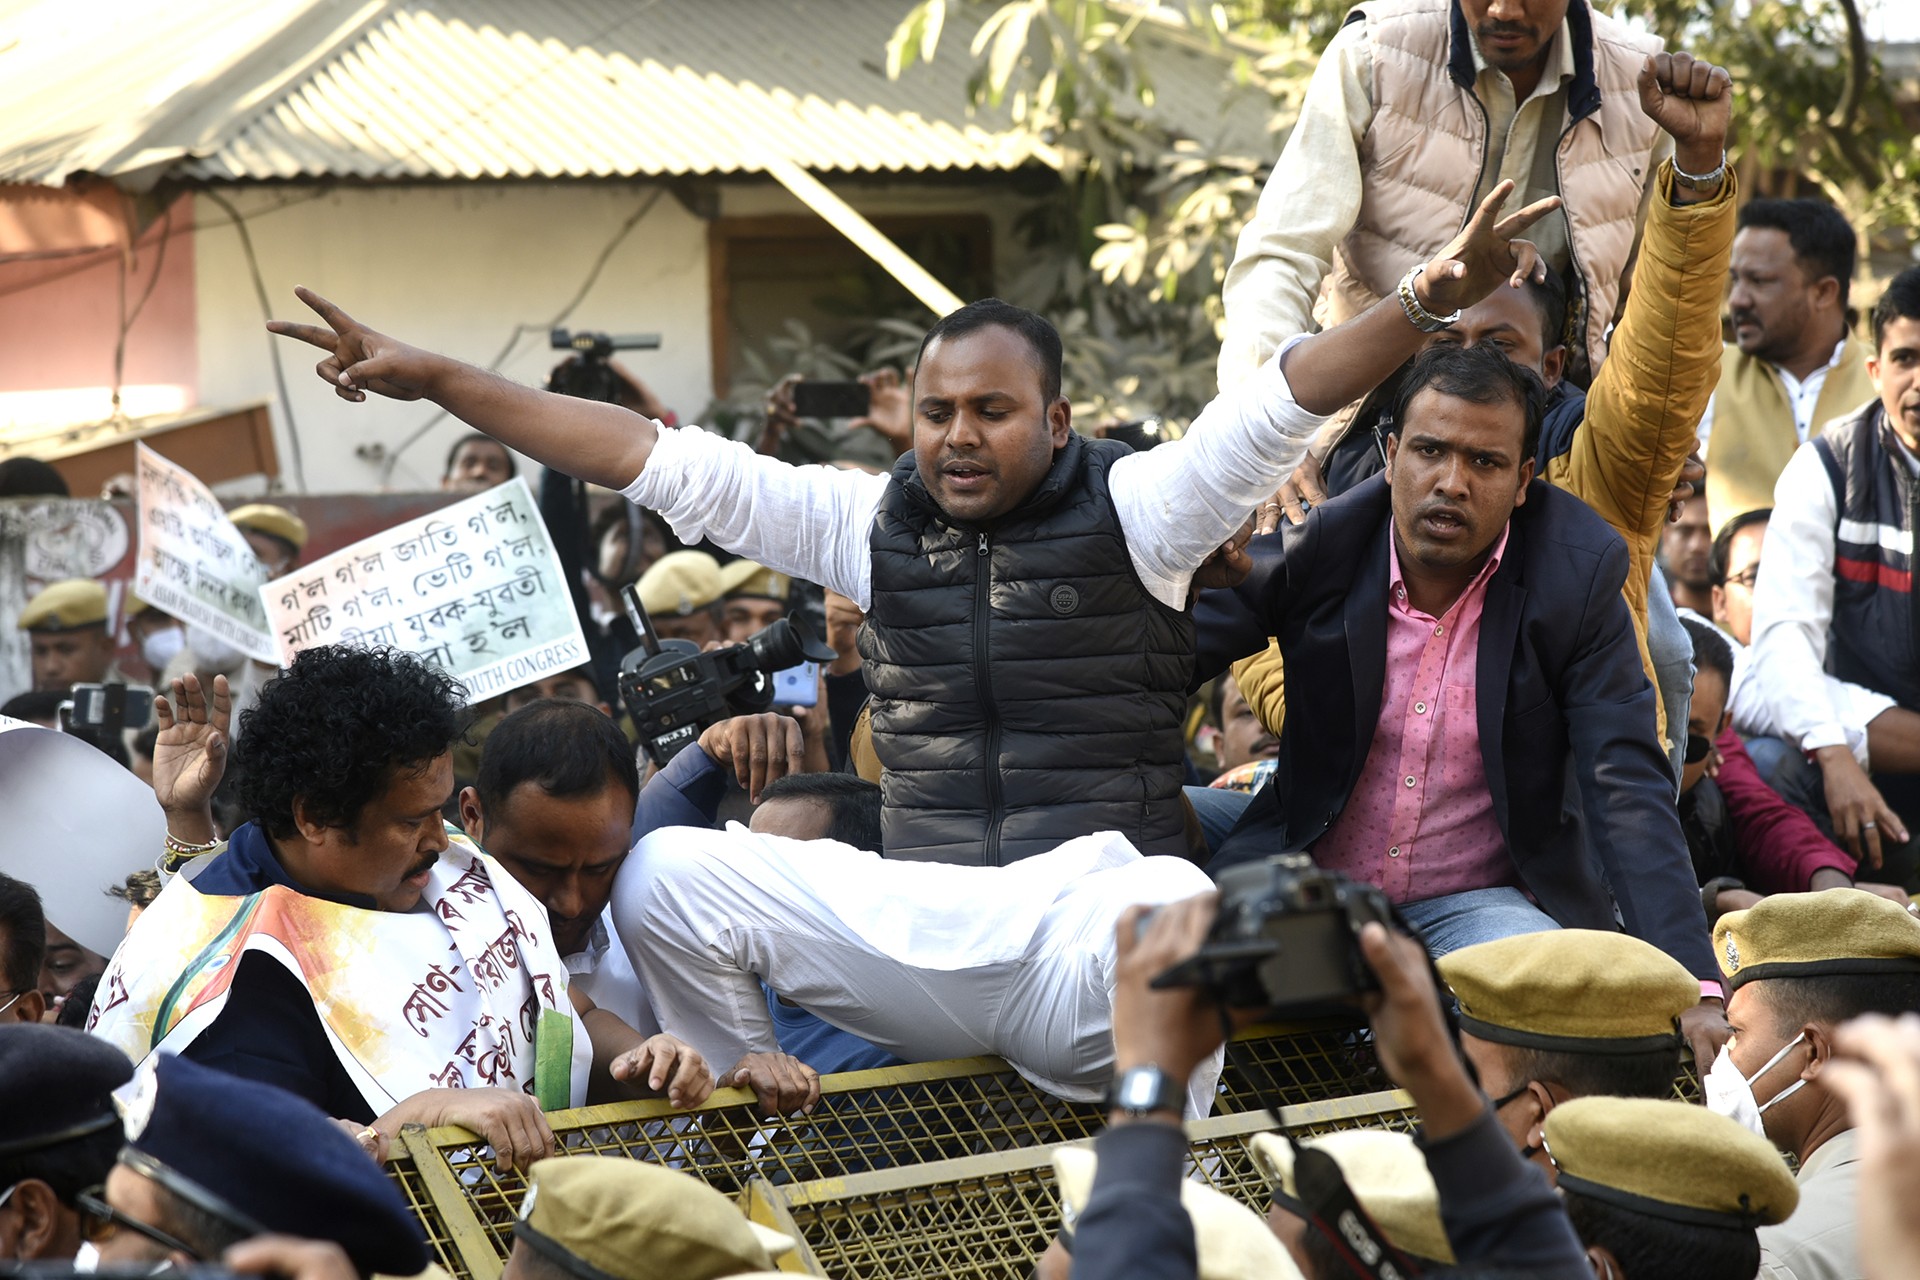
[268,182,1555,868]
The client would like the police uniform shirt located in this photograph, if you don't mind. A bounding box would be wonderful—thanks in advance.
[1758,1128,1860,1280]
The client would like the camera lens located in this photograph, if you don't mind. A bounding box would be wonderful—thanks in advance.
[743,614,839,671]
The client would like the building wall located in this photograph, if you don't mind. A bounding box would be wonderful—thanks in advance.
[193,176,1045,494]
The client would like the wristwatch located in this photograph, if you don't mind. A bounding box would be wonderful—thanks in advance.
[1108,1064,1182,1118]
[1397,265,1461,333]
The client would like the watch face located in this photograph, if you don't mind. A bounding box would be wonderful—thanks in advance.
[1116,1066,1170,1112]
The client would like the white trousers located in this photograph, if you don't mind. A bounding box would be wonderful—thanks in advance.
[609,826,1222,1117]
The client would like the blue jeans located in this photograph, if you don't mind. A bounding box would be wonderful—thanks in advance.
[1185,785,1255,856]
[1398,886,1559,958]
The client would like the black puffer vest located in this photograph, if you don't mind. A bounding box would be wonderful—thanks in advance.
[1812,402,1920,710]
[860,435,1196,865]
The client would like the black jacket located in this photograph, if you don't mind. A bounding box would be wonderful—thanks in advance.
[1195,476,1715,977]
[860,435,1196,865]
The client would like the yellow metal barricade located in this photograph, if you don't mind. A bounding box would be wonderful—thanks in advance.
[742,1090,1418,1279]
[388,1022,1392,1280]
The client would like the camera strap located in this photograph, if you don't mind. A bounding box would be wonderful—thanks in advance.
[1285,1136,1426,1280]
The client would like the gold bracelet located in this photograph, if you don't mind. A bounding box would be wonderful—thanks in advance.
[163,832,221,857]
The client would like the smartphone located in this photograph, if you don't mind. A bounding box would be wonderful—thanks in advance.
[772,661,820,708]
[64,682,155,734]
[793,381,871,419]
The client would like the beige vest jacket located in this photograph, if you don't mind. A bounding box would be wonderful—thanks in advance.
[1705,334,1879,526]
[1326,0,1663,379]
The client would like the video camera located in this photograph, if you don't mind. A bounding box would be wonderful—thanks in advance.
[1153,853,1397,1018]
[547,327,663,405]
[616,584,837,768]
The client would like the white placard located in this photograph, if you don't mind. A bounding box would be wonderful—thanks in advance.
[258,477,588,705]
[132,444,278,662]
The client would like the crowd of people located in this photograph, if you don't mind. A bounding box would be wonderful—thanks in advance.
[5,1,1920,1277]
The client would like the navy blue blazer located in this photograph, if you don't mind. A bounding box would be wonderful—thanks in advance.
[1195,475,1715,978]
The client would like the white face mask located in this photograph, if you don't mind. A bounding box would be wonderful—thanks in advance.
[184,623,245,672]
[72,1242,99,1273]
[1704,1033,1808,1137]
[139,625,186,672]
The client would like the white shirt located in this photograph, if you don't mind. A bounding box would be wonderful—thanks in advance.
[1697,335,1852,455]
[620,338,1327,612]
[1744,440,1904,760]
[567,910,661,1038]
[1703,617,1891,771]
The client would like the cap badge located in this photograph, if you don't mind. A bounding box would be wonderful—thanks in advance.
[1724,935,1740,972]
[113,1058,160,1140]
[518,1182,539,1220]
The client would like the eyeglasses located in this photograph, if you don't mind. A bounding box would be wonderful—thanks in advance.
[1724,565,1759,590]
[75,1186,205,1260]
[0,1183,16,1212]
[1686,733,1716,765]
[0,992,21,1017]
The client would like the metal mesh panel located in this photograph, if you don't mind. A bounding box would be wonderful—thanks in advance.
[748,1090,1417,1280]
[391,1026,1405,1280]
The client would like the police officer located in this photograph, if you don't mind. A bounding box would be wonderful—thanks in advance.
[87,1053,426,1276]
[0,1025,131,1261]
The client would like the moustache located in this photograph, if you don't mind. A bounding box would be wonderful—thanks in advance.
[1476,19,1535,38]
[405,852,439,880]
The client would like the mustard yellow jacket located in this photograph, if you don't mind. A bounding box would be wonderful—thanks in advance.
[1233,163,1737,748]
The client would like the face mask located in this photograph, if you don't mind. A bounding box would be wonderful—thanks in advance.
[140,625,186,672]
[73,1243,99,1273]
[1704,1033,1807,1136]
[185,623,245,672]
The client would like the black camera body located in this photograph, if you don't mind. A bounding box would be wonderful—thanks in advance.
[616,585,835,768]
[1155,853,1396,1018]
[547,328,663,405]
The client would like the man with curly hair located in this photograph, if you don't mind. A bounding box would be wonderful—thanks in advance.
[87,647,693,1172]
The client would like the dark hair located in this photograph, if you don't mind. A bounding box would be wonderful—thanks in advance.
[0,873,46,998]
[1522,268,1569,353]
[1737,198,1856,309]
[914,298,1064,404]
[0,457,71,499]
[1871,266,1920,352]
[108,870,163,911]
[1709,508,1771,587]
[1562,1189,1760,1280]
[1681,616,1735,692]
[1389,343,1547,463]
[232,646,465,841]
[476,699,639,817]
[54,973,98,1029]
[1761,971,1920,1036]
[0,1123,120,1207]
[152,1180,254,1259]
[1299,1218,1448,1280]
[757,772,884,851]
[1504,1040,1683,1103]
[0,690,68,724]
[444,433,516,480]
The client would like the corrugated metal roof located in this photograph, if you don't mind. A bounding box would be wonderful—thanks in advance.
[0,0,1278,187]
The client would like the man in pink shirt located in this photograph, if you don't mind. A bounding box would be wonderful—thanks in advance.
[1195,341,1724,1065]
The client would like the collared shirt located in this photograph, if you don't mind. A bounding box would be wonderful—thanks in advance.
[1758,1128,1860,1280]
[1698,334,1853,454]
[1314,527,1514,903]
[567,911,660,1038]
[1467,20,1578,272]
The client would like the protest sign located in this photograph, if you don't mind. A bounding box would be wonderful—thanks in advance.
[132,444,278,662]
[259,477,588,704]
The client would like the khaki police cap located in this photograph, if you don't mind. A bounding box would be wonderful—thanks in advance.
[716,559,793,603]
[515,1158,795,1280]
[1439,929,1698,1054]
[227,503,309,553]
[1715,888,1920,992]
[1053,1146,1305,1280]
[1543,1097,1798,1228]
[17,578,108,632]
[637,550,723,617]
[1251,1129,1455,1265]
